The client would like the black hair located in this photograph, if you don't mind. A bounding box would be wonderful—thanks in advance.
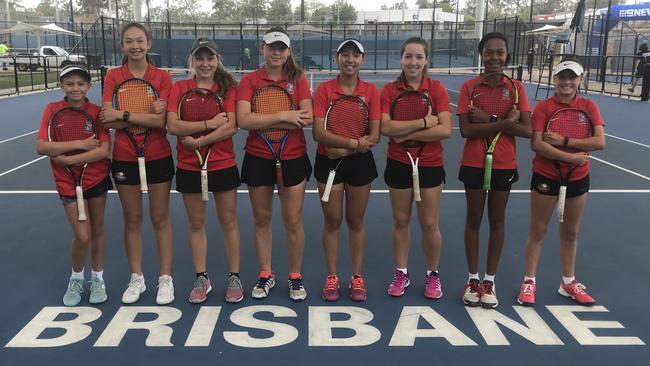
[478,32,510,65]
[640,43,648,52]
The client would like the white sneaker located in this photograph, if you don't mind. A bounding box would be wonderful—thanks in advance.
[122,274,146,304]
[156,275,175,305]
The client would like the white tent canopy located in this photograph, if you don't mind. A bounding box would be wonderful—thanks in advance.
[0,22,80,48]
[40,23,80,37]
[525,24,566,34]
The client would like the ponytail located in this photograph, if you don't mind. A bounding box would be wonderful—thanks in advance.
[283,54,304,84]
[213,58,237,97]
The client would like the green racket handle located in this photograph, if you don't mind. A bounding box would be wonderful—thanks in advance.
[482,153,494,191]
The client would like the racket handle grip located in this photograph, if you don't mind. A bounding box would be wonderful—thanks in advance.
[322,170,336,202]
[138,157,148,192]
[275,161,283,195]
[482,154,493,191]
[75,186,87,221]
[201,169,209,202]
[557,185,567,223]
[412,167,421,202]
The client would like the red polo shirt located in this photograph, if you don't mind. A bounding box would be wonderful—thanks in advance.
[380,76,452,167]
[313,76,381,156]
[168,78,238,172]
[37,99,111,196]
[531,94,604,181]
[456,75,532,169]
[102,64,172,162]
[237,66,312,160]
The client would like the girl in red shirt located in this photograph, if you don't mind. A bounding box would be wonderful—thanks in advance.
[312,39,381,302]
[99,22,175,305]
[517,58,605,307]
[36,66,112,306]
[456,32,532,309]
[167,38,243,304]
[237,27,313,301]
[380,37,453,299]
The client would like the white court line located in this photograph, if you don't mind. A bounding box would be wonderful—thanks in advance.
[605,134,650,149]
[590,156,650,181]
[0,130,37,144]
[0,156,47,177]
[1,189,649,195]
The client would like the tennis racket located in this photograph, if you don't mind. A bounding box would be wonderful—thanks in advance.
[47,107,97,221]
[390,91,432,202]
[112,78,158,192]
[469,73,519,191]
[321,95,369,202]
[545,108,594,223]
[179,88,224,201]
[251,84,293,195]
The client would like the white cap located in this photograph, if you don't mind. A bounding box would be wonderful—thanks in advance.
[336,39,365,54]
[59,65,91,81]
[263,32,290,48]
[554,60,584,76]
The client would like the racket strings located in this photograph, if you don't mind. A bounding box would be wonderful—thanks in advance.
[115,81,157,135]
[548,111,593,140]
[252,88,293,143]
[470,78,517,119]
[391,93,431,148]
[325,98,369,139]
[49,109,96,156]
[180,91,223,122]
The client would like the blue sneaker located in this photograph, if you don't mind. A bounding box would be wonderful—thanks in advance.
[89,275,107,304]
[63,278,84,306]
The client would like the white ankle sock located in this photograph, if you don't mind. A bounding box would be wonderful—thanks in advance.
[92,270,104,281]
[71,269,84,280]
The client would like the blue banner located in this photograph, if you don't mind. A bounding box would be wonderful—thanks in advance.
[600,4,650,21]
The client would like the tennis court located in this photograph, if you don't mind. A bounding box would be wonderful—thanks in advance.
[0,69,648,365]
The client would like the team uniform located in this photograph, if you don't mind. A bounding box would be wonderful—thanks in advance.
[380,76,452,188]
[102,64,174,185]
[38,98,112,203]
[313,77,380,186]
[456,75,532,191]
[168,78,240,193]
[530,94,604,197]
[237,66,312,186]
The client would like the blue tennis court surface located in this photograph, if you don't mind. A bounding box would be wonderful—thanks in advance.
[1,71,648,365]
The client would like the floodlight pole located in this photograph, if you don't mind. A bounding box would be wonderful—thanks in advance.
[301,0,305,23]
[69,0,74,25]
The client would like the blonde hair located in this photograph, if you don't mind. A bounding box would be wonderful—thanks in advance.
[188,48,237,97]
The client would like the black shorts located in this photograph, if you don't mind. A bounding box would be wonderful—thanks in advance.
[384,158,445,189]
[60,176,113,205]
[459,165,519,191]
[314,152,378,187]
[530,172,590,198]
[240,152,312,188]
[111,156,175,186]
[175,166,241,193]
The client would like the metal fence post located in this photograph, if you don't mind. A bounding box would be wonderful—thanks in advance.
[100,17,107,66]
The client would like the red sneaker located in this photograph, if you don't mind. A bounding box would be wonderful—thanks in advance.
[517,280,536,306]
[321,275,340,302]
[349,275,367,302]
[558,280,596,305]
[388,271,410,297]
